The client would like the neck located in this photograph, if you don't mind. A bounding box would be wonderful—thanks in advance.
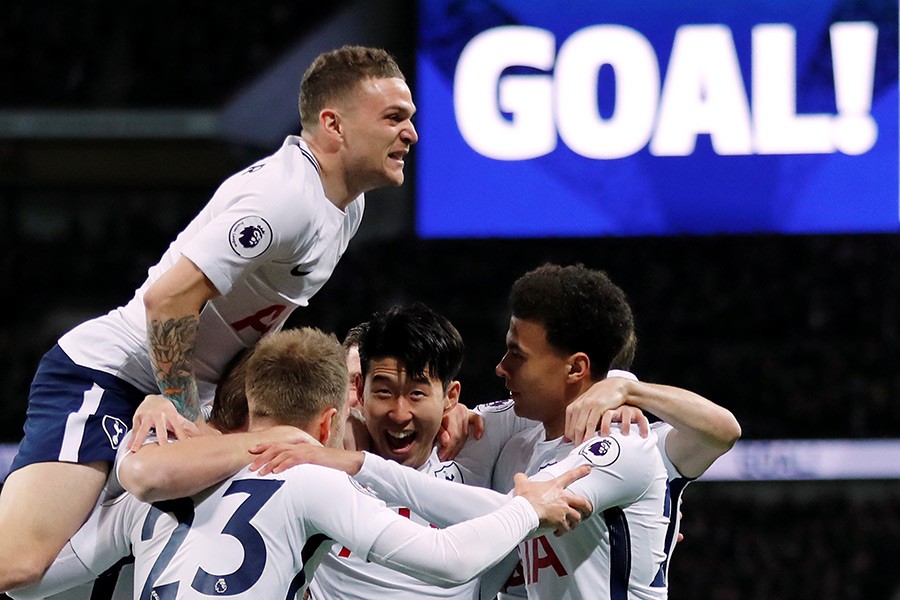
[542,417,566,442]
[301,131,359,210]
[543,379,595,441]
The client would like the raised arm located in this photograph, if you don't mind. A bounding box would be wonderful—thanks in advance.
[628,381,740,478]
[566,375,740,478]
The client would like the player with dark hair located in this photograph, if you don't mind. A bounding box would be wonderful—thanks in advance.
[266,264,739,599]
[297,303,488,599]
[0,44,419,591]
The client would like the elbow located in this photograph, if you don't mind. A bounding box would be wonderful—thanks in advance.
[142,284,165,315]
[120,460,176,503]
[720,414,742,451]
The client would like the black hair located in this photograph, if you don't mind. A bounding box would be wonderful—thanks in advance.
[509,263,634,380]
[358,303,464,391]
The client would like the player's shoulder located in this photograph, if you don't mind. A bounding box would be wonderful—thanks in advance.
[222,138,322,205]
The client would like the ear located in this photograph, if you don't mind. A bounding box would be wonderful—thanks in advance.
[319,108,342,141]
[316,406,339,445]
[567,353,591,384]
[443,380,461,413]
[354,373,366,408]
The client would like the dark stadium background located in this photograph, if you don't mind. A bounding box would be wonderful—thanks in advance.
[1,2,897,598]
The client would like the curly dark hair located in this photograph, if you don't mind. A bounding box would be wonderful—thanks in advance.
[509,263,635,380]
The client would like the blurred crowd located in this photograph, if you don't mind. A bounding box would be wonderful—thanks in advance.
[669,483,900,599]
[0,0,340,108]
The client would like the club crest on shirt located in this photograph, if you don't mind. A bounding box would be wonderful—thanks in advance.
[433,462,464,483]
[228,216,273,258]
[102,415,129,450]
[476,399,514,413]
[347,475,378,498]
[580,437,621,468]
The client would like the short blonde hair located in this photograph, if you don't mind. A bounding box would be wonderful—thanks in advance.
[245,328,348,427]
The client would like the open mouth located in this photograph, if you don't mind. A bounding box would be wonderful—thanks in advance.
[388,150,407,165]
[384,429,417,454]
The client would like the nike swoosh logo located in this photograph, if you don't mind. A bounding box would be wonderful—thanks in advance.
[291,265,311,277]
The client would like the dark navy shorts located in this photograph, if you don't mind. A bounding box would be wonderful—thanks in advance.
[8,345,146,476]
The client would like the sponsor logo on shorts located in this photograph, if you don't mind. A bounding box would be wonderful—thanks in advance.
[580,437,621,468]
[228,216,272,258]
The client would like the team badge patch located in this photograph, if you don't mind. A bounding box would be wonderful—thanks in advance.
[228,216,273,258]
[102,415,129,450]
[475,399,515,413]
[434,463,464,483]
[347,475,378,498]
[580,437,621,468]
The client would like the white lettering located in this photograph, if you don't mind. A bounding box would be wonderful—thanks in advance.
[454,26,556,160]
[452,22,879,160]
[829,22,878,155]
[752,24,833,154]
[556,25,659,159]
[651,25,752,156]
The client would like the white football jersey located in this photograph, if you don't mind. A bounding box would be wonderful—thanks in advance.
[71,465,396,600]
[309,400,537,600]
[309,448,482,600]
[65,462,539,600]
[354,424,670,600]
[496,423,687,600]
[458,398,536,491]
[58,136,363,405]
[490,425,669,600]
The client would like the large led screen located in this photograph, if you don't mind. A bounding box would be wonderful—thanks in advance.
[415,0,899,238]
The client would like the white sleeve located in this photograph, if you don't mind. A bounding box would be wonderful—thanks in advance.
[68,494,142,578]
[652,422,685,481]
[181,185,313,297]
[5,542,96,600]
[355,452,509,526]
[477,550,519,600]
[366,496,538,587]
[454,400,535,488]
[545,431,662,514]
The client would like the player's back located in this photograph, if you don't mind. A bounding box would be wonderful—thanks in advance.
[129,463,395,599]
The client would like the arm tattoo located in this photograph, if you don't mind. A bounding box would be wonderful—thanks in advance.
[148,315,201,421]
